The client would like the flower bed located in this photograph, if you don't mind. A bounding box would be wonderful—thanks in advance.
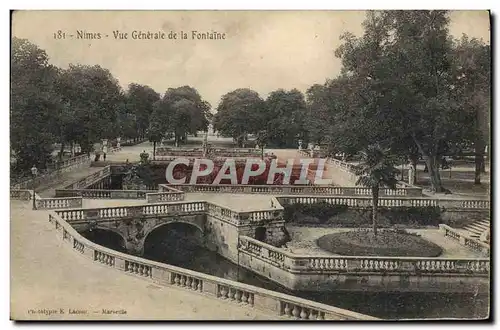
[316,229,443,257]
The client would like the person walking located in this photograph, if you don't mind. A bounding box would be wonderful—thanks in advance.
[103,145,108,161]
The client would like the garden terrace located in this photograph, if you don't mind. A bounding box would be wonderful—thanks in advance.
[237,235,489,293]
[44,209,377,320]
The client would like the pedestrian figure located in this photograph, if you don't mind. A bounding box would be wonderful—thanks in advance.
[103,152,107,161]
[408,164,415,186]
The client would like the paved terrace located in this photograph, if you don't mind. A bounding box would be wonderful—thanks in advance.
[10,200,279,320]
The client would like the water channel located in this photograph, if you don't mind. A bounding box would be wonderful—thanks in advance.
[82,224,489,320]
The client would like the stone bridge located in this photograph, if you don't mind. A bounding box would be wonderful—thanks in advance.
[55,198,285,259]
[68,205,206,255]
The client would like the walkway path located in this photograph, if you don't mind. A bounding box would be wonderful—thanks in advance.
[10,200,279,320]
[37,166,103,198]
[78,194,273,210]
[184,193,274,211]
[285,226,484,258]
[36,144,150,198]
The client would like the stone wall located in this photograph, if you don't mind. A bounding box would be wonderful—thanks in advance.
[204,214,240,263]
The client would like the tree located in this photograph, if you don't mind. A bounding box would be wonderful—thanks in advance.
[451,35,490,184]
[213,88,266,147]
[56,64,124,153]
[354,145,399,236]
[11,38,59,172]
[255,129,269,159]
[305,84,330,146]
[383,11,473,192]
[161,86,211,145]
[265,89,307,147]
[334,11,480,192]
[125,83,160,139]
[147,118,165,160]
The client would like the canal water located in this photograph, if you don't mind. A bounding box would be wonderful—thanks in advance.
[82,225,489,320]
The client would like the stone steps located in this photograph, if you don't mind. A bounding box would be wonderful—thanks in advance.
[462,220,490,240]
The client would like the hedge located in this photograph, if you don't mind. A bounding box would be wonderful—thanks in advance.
[284,202,442,227]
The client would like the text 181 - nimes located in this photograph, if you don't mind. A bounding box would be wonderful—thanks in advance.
[53,30,227,40]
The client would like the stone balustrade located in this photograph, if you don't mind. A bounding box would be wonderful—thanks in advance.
[54,198,284,227]
[155,147,262,158]
[206,202,242,226]
[166,184,422,197]
[55,200,208,223]
[238,236,490,276]
[47,211,377,320]
[237,196,284,223]
[63,166,112,190]
[36,197,83,210]
[146,191,185,203]
[11,154,92,189]
[10,189,33,200]
[439,224,490,256]
[279,195,490,210]
[10,188,83,210]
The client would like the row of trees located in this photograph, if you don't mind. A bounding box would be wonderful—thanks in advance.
[212,11,490,192]
[213,88,307,148]
[11,37,211,175]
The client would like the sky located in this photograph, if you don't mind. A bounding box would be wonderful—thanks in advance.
[12,10,491,109]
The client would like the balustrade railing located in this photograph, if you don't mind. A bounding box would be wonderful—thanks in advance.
[146,191,185,203]
[10,189,32,200]
[36,197,83,210]
[165,183,422,197]
[206,202,241,225]
[439,224,490,256]
[47,211,376,320]
[11,154,92,189]
[55,200,208,222]
[280,195,490,210]
[155,147,261,158]
[238,236,490,276]
[63,166,111,190]
[10,189,83,210]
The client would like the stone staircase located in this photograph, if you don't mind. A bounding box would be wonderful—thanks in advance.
[462,219,490,242]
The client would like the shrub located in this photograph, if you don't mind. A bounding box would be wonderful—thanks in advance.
[284,202,442,227]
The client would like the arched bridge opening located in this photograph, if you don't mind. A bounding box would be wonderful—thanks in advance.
[143,222,204,267]
[80,227,127,253]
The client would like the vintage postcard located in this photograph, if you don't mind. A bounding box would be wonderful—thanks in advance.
[10,10,491,321]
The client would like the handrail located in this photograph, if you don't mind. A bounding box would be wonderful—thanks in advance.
[47,211,377,320]
[63,166,111,190]
[439,224,490,256]
[279,195,490,210]
[165,183,422,197]
[11,154,92,189]
[238,235,490,275]
[10,189,83,210]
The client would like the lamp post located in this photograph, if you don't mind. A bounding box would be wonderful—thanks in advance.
[31,165,38,210]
